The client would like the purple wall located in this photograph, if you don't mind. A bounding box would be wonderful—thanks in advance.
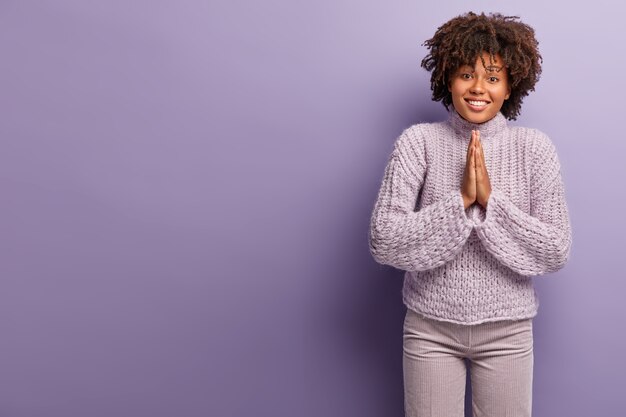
[0,1,623,416]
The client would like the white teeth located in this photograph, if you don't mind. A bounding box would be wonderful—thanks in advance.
[468,100,488,106]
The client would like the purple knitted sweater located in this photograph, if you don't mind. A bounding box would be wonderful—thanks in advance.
[368,109,572,325]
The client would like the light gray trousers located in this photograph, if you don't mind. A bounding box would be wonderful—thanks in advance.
[403,308,534,417]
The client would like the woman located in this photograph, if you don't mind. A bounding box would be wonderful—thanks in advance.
[368,12,572,417]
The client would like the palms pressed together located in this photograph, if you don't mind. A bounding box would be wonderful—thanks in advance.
[461,130,492,210]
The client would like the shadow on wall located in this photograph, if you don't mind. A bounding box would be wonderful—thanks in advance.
[307,100,457,416]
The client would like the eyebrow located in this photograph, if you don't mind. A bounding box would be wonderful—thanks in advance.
[458,64,504,72]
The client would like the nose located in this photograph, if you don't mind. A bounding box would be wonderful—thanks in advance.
[469,78,485,95]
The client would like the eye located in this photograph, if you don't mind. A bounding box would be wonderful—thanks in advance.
[460,73,472,80]
[488,76,499,83]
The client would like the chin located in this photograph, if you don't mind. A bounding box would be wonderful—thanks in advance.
[460,111,496,124]
[470,115,491,124]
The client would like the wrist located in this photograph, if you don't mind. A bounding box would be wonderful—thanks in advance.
[462,194,473,209]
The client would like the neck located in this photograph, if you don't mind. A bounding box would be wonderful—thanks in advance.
[448,109,507,141]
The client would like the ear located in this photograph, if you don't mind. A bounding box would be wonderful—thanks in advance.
[505,86,511,100]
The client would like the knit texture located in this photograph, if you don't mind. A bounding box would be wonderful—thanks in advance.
[368,109,572,325]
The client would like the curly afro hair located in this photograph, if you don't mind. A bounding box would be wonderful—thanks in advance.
[421,12,542,120]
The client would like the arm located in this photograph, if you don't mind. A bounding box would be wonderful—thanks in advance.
[473,133,572,276]
[368,128,474,272]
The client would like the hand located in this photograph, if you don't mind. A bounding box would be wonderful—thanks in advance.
[460,130,477,209]
[474,130,492,208]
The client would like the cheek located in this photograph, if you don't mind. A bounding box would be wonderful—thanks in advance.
[494,87,509,101]
[449,83,463,99]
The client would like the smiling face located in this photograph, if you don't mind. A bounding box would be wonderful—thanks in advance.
[448,52,511,124]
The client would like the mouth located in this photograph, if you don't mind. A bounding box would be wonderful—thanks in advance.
[464,98,490,111]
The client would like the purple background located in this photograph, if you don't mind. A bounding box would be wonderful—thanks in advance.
[0,1,623,416]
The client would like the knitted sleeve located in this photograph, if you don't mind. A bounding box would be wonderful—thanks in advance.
[473,132,572,276]
[368,127,474,272]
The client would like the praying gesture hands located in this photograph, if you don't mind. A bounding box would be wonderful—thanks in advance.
[461,130,492,209]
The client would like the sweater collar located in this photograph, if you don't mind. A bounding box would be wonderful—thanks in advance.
[448,109,507,141]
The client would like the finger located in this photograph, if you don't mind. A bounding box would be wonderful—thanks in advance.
[476,134,484,157]
[467,130,475,165]
[468,130,475,153]
[477,147,489,180]
[477,139,487,168]
[470,151,476,181]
